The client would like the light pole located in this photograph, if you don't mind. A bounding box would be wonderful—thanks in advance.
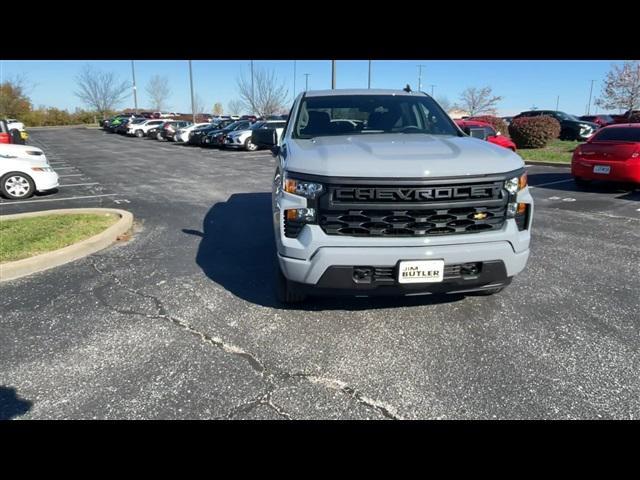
[293,60,296,101]
[304,73,310,91]
[131,60,138,114]
[188,60,195,123]
[331,60,336,89]
[368,60,372,89]
[251,60,255,116]
[429,84,435,97]
[417,64,427,92]
[556,95,560,111]
[587,79,595,115]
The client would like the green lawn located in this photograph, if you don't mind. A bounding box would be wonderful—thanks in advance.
[517,139,580,164]
[0,213,118,263]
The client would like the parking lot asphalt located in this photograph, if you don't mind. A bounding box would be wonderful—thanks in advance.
[1,128,639,420]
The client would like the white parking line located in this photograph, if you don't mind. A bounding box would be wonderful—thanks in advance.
[58,182,99,187]
[0,193,118,205]
[52,167,78,170]
[529,179,574,189]
[58,174,85,177]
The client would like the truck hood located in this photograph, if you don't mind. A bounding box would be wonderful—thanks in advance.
[284,134,524,178]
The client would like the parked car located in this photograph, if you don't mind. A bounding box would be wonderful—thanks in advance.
[5,118,25,131]
[571,123,640,187]
[188,119,237,145]
[202,120,253,148]
[225,120,286,151]
[252,89,532,303]
[579,114,615,128]
[156,120,192,141]
[1,120,14,144]
[127,119,168,137]
[0,143,58,199]
[514,110,598,141]
[455,120,516,151]
[501,116,514,126]
[174,123,211,143]
[240,115,258,122]
[610,110,640,124]
[116,117,147,135]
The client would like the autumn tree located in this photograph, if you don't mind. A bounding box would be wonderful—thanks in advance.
[456,86,503,116]
[0,75,33,119]
[595,61,640,115]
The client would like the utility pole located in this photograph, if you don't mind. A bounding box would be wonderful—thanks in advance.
[587,79,595,115]
[251,60,255,115]
[429,84,435,97]
[188,60,195,123]
[368,60,372,89]
[417,64,427,92]
[131,60,138,114]
[304,73,310,91]
[556,95,560,111]
[293,60,296,101]
[331,60,336,89]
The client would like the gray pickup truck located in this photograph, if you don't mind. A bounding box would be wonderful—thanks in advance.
[254,89,533,303]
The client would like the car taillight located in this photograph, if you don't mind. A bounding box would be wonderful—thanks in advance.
[0,133,11,143]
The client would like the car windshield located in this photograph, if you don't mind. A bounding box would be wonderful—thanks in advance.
[592,127,640,142]
[293,94,458,139]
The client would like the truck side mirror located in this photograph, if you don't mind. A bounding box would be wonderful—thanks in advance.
[252,128,277,148]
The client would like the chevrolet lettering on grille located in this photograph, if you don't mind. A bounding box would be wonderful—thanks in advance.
[333,185,499,202]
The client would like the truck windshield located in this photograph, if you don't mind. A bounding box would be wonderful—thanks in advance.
[293,94,460,139]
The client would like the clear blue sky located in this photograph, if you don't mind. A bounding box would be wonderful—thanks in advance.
[0,60,624,116]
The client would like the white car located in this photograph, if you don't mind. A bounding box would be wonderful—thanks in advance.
[0,144,58,199]
[127,119,168,137]
[5,118,25,131]
[224,120,286,151]
[175,123,211,143]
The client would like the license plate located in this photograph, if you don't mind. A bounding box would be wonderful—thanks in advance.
[593,165,610,174]
[398,260,444,284]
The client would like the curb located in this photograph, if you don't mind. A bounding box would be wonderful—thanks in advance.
[525,161,570,168]
[0,208,133,283]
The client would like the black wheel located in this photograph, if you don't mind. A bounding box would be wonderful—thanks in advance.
[1,172,35,199]
[135,129,144,138]
[276,266,307,304]
[574,177,591,189]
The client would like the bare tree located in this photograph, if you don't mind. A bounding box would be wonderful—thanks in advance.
[457,86,503,116]
[435,95,451,112]
[212,102,223,115]
[74,65,130,117]
[595,61,640,114]
[145,75,171,112]
[236,66,288,117]
[227,99,243,116]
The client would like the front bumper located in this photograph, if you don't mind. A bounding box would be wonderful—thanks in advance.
[33,171,59,192]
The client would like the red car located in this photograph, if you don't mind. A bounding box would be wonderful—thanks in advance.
[455,119,517,151]
[579,115,615,128]
[571,124,640,186]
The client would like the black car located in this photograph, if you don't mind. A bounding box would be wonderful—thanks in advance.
[513,110,598,141]
[202,120,252,148]
[188,119,236,145]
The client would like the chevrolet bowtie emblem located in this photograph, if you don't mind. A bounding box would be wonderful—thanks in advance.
[473,212,488,220]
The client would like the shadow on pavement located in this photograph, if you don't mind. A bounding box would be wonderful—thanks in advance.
[0,386,32,420]
[528,172,639,200]
[184,192,463,311]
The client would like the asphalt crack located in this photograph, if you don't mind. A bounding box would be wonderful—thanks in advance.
[88,259,401,420]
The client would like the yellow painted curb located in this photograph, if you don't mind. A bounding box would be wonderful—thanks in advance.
[0,208,134,283]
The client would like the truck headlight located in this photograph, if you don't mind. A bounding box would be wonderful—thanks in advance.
[504,172,527,194]
[283,175,324,199]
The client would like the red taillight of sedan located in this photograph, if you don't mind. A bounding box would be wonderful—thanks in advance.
[571,124,640,185]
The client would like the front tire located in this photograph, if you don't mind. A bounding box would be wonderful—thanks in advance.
[276,266,307,304]
[245,137,258,151]
[1,172,35,199]
[135,129,144,138]
[156,132,164,141]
